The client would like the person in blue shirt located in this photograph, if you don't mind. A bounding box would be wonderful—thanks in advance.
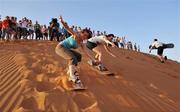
[55,16,92,88]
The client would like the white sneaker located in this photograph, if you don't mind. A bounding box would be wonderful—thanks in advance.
[68,71,79,82]
[97,64,108,71]
[73,79,83,89]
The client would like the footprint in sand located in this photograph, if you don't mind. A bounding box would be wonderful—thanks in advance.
[35,81,55,92]
[72,92,100,112]
[36,73,49,82]
[15,97,38,112]
[41,64,58,74]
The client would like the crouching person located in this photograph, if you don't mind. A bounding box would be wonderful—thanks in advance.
[55,16,92,88]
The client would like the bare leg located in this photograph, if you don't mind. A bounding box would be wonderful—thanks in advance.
[157,55,165,62]
[92,47,102,64]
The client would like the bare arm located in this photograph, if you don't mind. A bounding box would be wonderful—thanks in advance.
[103,37,116,47]
[149,43,155,53]
[104,44,116,58]
[59,16,77,39]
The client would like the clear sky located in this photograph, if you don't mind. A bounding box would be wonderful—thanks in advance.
[0,0,180,61]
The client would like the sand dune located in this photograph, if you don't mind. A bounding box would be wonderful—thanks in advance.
[0,40,180,112]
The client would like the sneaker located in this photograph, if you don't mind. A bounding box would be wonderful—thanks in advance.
[97,64,108,71]
[68,71,79,82]
[73,78,84,89]
[161,60,165,63]
[88,60,99,66]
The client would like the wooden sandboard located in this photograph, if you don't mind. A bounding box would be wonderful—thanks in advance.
[163,43,174,49]
[87,60,114,76]
[69,87,87,91]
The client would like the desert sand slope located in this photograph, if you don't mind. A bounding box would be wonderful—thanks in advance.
[0,40,180,112]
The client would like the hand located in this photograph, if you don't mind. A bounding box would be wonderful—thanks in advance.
[59,16,63,22]
[111,43,116,47]
[149,50,151,53]
[112,54,117,58]
[110,53,116,58]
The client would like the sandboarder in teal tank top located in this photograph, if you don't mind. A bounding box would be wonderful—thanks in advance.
[55,16,92,89]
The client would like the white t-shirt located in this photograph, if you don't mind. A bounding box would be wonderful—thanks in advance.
[151,41,163,48]
[21,21,28,28]
[88,35,105,44]
[119,38,123,43]
[28,24,34,30]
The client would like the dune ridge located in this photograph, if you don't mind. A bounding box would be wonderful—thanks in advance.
[0,40,180,112]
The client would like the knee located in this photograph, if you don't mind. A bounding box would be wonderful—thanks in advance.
[98,52,102,57]
[71,54,81,66]
[55,46,61,55]
[77,54,82,62]
[70,57,78,66]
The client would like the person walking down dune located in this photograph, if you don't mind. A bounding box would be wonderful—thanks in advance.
[86,34,116,71]
[55,16,92,88]
[149,39,167,63]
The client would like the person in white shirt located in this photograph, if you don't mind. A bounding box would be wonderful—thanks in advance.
[86,34,116,71]
[149,39,165,63]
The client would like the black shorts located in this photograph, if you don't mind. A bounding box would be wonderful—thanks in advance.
[86,41,98,50]
[157,47,164,55]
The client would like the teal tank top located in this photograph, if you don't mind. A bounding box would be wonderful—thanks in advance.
[60,36,78,49]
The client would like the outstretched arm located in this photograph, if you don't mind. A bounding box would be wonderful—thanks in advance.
[59,16,77,38]
[149,44,154,53]
[103,37,116,47]
[104,44,116,58]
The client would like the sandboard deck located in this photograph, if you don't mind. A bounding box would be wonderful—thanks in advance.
[69,87,87,91]
[149,43,174,49]
[163,43,174,49]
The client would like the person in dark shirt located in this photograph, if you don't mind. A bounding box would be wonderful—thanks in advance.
[34,21,41,40]
[49,18,60,41]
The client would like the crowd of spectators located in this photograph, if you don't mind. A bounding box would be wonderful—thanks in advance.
[0,16,140,51]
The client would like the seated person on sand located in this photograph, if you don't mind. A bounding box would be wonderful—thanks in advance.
[55,16,92,88]
[149,39,167,63]
[86,34,117,71]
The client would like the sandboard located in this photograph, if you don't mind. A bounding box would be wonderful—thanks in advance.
[87,60,114,76]
[149,43,174,49]
[67,71,87,91]
[163,43,174,49]
[69,86,87,91]
[68,81,87,91]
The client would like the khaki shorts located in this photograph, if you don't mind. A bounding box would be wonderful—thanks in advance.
[55,44,81,66]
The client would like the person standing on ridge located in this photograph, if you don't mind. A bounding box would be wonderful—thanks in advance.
[149,39,168,63]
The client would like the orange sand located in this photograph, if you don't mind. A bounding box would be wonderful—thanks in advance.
[0,40,180,112]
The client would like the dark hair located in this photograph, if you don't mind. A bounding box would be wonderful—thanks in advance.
[52,18,57,23]
[154,39,158,41]
[82,29,92,39]
[107,34,115,37]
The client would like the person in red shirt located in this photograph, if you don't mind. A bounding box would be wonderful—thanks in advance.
[2,16,11,41]
[0,17,2,40]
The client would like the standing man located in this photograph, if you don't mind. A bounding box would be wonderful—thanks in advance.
[0,16,2,40]
[49,18,60,41]
[34,21,41,40]
[149,39,166,63]
[134,43,137,51]
[2,16,10,41]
